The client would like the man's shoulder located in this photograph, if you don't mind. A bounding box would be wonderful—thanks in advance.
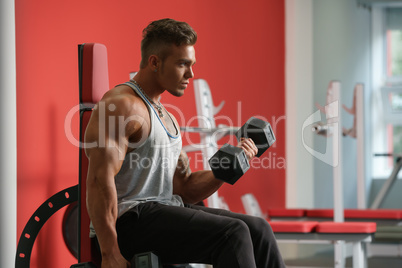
[91,85,150,145]
[100,85,148,116]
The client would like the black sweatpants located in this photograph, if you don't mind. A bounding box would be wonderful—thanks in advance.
[116,202,285,268]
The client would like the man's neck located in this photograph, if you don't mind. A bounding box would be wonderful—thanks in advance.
[132,69,164,103]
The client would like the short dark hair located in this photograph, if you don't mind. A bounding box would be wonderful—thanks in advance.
[140,18,197,68]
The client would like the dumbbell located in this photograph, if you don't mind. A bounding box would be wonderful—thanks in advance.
[131,252,162,268]
[208,117,276,185]
[70,263,97,268]
[70,252,162,268]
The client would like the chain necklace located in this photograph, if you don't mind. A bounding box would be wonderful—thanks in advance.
[131,80,164,118]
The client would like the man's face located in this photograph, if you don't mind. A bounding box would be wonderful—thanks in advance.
[158,44,196,97]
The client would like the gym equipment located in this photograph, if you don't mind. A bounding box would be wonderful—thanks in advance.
[76,43,109,267]
[70,262,97,268]
[241,193,266,219]
[342,84,366,209]
[63,202,79,259]
[242,201,377,268]
[235,117,276,157]
[70,252,170,268]
[310,81,344,221]
[312,82,366,209]
[310,81,346,267]
[15,185,78,268]
[208,143,250,185]
[208,117,276,185]
[132,252,162,268]
[380,86,402,125]
[15,43,108,268]
[180,79,228,209]
[371,153,402,209]
[271,221,376,268]
[180,125,238,134]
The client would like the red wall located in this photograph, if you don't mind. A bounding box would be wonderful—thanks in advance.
[15,0,285,267]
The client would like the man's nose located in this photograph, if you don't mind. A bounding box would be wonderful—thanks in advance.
[186,67,194,79]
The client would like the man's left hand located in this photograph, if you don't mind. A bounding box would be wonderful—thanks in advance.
[236,138,258,160]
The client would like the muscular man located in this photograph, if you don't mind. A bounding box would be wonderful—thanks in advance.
[85,18,285,268]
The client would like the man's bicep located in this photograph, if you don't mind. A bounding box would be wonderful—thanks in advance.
[86,145,124,187]
[84,102,128,175]
[85,127,126,186]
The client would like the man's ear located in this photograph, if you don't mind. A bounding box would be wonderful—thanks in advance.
[148,55,160,70]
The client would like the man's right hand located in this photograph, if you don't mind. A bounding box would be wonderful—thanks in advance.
[101,253,130,268]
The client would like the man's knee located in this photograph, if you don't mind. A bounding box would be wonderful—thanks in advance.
[226,219,253,244]
[245,216,275,240]
[255,216,272,232]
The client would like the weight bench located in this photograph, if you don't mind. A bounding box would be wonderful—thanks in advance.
[306,208,402,225]
[268,208,402,260]
[270,220,376,268]
[305,208,402,257]
[268,208,402,225]
[241,195,376,267]
[14,43,108,268]
[76,42,109,266]
[268,208,307,221]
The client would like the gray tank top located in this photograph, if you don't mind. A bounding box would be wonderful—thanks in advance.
[90,81,183,237]
[115,81,184,217]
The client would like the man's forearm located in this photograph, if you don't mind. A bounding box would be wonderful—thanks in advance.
[180,170,224,204]
[87,178,120,257]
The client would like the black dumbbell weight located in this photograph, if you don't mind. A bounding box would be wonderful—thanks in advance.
[70,252,161,268]
[235,117,276,157]
[209,117,276,185]
[70,262,97,268]
[208,143,251,185]
[131,252,162,268]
